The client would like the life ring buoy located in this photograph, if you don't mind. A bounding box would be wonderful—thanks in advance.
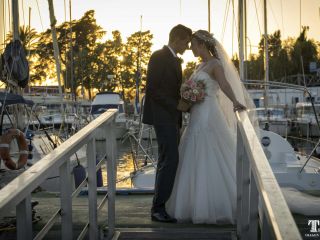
[0,129,28,170]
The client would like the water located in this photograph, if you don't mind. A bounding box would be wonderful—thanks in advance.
[99,132,320,189]
[287,136,320,157]
[101,138,158,188]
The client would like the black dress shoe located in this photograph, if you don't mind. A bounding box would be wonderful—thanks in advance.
[151,212,177,223]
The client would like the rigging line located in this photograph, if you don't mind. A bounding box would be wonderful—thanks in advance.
[253,0,262,36]
[64,0,68,90]
[21,0,25,26]
[231,0,238,53]
[64,0,67,22]
[35,0,44,31]
[220,0,229,42]
[280,0,285,36]
[268,0,281,31]
[3,0,5,45]
[231,0,234,56]
[7,0,10,36]
[221,0,230,43]
[221,0,228,39]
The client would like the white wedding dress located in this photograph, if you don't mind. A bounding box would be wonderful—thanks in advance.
[167,59,237,224]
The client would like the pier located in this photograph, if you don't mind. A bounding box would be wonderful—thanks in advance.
[0,109,305,239]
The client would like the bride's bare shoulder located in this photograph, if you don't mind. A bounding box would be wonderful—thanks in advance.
[208,57,222,66]
[206,58,222,74]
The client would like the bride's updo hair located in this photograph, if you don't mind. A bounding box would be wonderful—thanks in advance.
[192,30,219,59]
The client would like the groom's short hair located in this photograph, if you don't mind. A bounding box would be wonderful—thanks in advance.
[169,24,192,43]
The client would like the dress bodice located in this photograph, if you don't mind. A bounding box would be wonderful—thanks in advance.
[191,65,220,98]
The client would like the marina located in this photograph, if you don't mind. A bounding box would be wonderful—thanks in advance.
[0,108,319,239]
[1,0,320,239]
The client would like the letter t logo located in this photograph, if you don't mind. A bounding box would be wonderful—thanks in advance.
[308,220,320,233]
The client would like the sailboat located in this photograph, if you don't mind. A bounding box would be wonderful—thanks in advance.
[0,0,90,193]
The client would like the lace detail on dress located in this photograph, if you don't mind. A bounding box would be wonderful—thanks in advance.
[190,58,222,97]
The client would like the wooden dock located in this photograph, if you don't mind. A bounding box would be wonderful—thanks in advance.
[1,192,237,239]
[1,190,319,239]
[0,110,312,239]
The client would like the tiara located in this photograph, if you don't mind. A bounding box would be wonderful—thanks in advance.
[193,31,215,44]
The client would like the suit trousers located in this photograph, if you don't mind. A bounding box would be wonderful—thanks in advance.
[152,124,180,214]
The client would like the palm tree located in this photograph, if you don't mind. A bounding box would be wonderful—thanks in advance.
[5,25,38,56]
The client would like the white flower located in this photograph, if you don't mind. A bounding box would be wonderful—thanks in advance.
[193,89,199,95]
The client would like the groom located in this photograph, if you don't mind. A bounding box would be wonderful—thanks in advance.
[142,24,192,223]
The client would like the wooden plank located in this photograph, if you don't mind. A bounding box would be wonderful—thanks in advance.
[88,138,98,239]
[106,124,116,239]
[60,160,73,239]
[248,171,259,240]
[236,126,244,237]
[16,194,32,240]
[117,228,235,240]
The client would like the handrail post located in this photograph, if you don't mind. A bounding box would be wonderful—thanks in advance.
[88,136,98,239]
[237,121,256,239]
[241,153,251,239]
[236,124,244,238]
[248,172,259,240]
[16,194,32,240]
[60,158,73,239]
[106,121,116,239]
[261,211,273,240]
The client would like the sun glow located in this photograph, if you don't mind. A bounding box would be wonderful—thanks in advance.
[1,0,319,86]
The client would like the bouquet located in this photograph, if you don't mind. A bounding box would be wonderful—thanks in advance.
[177,79,206,112]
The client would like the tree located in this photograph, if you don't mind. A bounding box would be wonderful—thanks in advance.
[32,10,105,98]
[5,26,39,84]
[95,31,124,94]
[121,30,153,100]
[290,26,318,77]
[183,61,197,80]
[231,54,239,72]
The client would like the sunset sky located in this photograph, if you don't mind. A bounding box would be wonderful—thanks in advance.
[2,0,320,62]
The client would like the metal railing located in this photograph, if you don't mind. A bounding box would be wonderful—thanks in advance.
[0,109,118,240]
[236,110,302,239]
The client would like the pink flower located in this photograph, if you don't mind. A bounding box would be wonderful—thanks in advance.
[185,79,193,86]
[182,91,190,100]
[180,78,206,104]
[190,82,197,89]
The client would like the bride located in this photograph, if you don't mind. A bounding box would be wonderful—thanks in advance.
[167,30,253,224]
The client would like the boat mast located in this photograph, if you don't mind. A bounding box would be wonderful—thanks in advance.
[238,0,245,81]
[11,0,25,129]
[69,0,75,101]
[263,0,269,108]
[244,0,247,79]
[208,0,211,32]
[47,0,64,113]
[12,0,19,41]
[135,15,143,115]
[0,1,5,52]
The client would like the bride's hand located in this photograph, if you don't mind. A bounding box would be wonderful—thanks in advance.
[233,101,246,112]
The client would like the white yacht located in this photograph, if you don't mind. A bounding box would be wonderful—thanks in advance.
[254,107,291,137]
[293,102,320,137]
[90,92,127,139]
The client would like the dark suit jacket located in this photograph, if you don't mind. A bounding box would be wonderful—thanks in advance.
[142,46,182,126]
